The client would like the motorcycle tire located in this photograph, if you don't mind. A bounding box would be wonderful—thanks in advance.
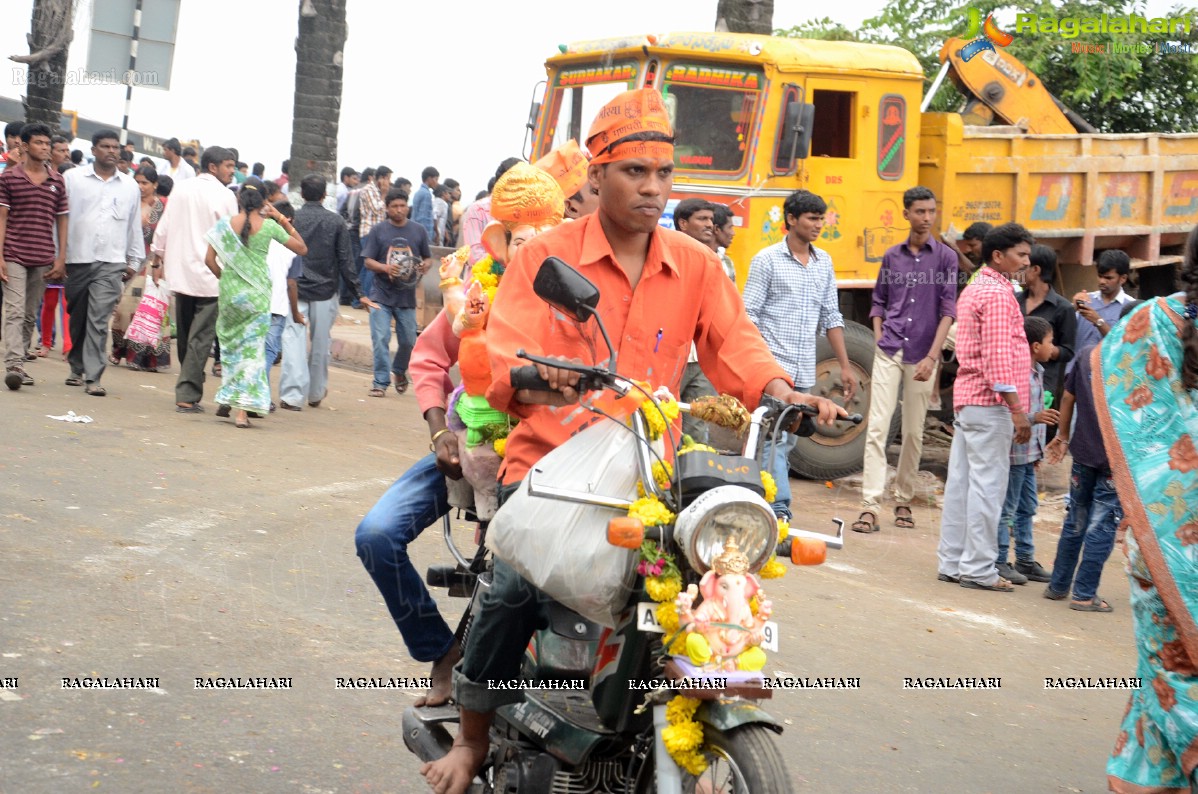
[639,724,790,793]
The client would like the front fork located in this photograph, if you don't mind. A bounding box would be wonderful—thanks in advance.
[649,695,783,793]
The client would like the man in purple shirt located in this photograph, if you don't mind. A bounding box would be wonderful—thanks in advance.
[855,187,957,533]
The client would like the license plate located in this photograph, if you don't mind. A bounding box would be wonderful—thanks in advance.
[637,603,781,652]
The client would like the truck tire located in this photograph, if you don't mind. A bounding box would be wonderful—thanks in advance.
[788,321,898,481]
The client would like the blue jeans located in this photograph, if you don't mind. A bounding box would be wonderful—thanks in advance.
[1048,462,1123,602]
[265,313,286,371]
[354,453,455,662]
[369,304,418,389]
[355,236,373,308]
[765,430,799,519]
[997,461,1038,563]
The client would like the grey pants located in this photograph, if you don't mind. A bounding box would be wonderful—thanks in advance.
[279,297,338,407]
[679,360,716,443]
[174,293,219,404]
[65,261,125,383]
[936,405,1015,586]
[3,261,46,368]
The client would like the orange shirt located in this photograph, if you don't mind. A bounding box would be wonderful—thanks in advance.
[486,213,790,485]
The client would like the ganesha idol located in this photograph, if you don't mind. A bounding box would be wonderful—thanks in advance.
[439,163,566,519]
[675,539,772,673]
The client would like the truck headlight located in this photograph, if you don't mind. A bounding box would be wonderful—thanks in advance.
[673,485,776,574]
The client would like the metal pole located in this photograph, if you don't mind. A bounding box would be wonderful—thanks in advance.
[120,0,143,146]
[921,60,951,113]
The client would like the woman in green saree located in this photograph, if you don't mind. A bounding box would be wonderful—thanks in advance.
[204,180,307,428]
[1100,225,1198,793]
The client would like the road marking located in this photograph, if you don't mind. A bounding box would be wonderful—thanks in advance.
[822,561,866,575]
[899,597,1035,638]
[290,478,392,498]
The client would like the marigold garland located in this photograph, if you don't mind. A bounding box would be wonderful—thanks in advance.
[645,575,681,603]
[637,395,680,441]
[493,437,506,458]
[663,695,708,774]
[760,471,777,503]
[470,256,503,304]
[636,460,674,497]
[760,516,790,579]
[628,495,675,527]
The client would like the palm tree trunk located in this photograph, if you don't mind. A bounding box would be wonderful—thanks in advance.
[714,0,775,34]
[288,0,347,189]
[13,0,74,128]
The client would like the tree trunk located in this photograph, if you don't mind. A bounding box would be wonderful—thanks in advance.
[16,0,74,129]
[288,0,347,191]
[714,0,775,34]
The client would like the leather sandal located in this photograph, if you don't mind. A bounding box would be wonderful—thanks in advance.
[851,511,879,533]
[895,505,915,529]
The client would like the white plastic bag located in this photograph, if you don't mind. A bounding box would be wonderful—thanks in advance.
[489,420,651,628]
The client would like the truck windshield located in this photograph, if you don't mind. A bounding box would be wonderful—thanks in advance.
[544,61,639,152]
[663,62,762,174]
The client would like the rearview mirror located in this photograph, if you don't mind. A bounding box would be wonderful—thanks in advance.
[786,101,816,161]
[533,257,601,323]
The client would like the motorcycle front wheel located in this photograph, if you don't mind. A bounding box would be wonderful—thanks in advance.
[640,724,791,794]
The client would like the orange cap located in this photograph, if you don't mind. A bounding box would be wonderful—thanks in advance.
[488,162,565,230]
[534,140,589,199]
[585,88,674,166]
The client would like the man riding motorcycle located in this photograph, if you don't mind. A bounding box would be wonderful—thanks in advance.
[421,87,845,794]
[354,150,595,708]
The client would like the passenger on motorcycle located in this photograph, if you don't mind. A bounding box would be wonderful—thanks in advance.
[354,152,595,709]
[420,87,845,794]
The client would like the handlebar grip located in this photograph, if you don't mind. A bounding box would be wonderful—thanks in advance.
[510,365,554,392]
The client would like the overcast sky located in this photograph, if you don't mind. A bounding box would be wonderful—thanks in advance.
[0,0,1182,194]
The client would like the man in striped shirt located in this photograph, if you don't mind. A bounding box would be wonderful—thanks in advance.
[744,189,856,519]
[937,223,1034,592]
[0,122,68,388]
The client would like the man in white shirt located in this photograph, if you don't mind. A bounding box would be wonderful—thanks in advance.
[162,138,195,182]
[150,146,238,412]
[62,130,142,396]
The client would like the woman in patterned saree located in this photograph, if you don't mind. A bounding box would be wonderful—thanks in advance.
[203,179,307,428]
[1101,224,1198,793]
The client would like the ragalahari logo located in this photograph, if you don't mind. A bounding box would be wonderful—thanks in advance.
[960,8,1015,61]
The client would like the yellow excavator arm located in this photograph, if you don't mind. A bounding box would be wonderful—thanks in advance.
[936,36,1093,134]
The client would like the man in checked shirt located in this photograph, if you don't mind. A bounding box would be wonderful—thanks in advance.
[936,223,1035,592]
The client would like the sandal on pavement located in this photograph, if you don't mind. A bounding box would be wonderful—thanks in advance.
[394,375,408,395]
[84,384,106,397]
[369,387,386,398]
[895,505,915,529]
[960,577,1015,592]
[937,573,960,583]
[215,404,232,418]
[1043,587,1069,601]
[65,374,84,386]
[175,403,204,413]
[851,511,878,533]
[1070,596,1114,613]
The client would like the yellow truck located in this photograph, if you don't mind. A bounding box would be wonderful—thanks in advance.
[524,31,1198,478]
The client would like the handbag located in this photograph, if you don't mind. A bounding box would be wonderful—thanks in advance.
[124,278,171,347]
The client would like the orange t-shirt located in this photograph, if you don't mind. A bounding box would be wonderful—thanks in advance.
[486,213,790,485]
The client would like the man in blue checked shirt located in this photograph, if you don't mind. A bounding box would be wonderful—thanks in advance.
[744,189,856,519]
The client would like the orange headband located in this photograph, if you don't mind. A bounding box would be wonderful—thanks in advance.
[585,88,674,166]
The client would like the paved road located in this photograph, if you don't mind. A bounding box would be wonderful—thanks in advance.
[0,355,1134,793]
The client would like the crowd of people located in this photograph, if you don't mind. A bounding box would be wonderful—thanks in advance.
[4,84,1195,793]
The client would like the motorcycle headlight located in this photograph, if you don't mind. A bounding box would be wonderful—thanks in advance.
[673,485,777,574]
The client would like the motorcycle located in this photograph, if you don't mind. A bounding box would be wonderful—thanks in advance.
[404,257,860,793]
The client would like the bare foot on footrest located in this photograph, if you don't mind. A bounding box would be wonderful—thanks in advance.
[415,644,462,707]
[420,737,488,794]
